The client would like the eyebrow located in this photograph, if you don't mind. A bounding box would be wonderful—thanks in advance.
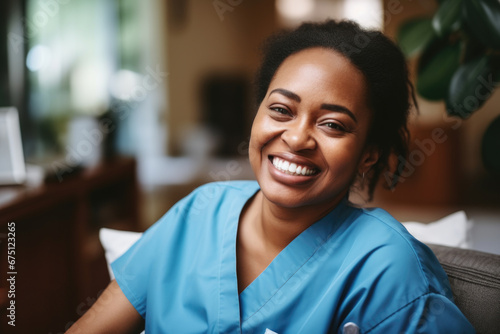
[320,103,358,123]
[269,88,358,123]
[269,88,301,102]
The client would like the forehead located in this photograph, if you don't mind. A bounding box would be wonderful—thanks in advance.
[268,48,369,110]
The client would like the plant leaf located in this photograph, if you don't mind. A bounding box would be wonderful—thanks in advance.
[463,0,500,49]
[417,42,461,101]
[432,0,463,37]
[446,55,492,118]
[482,115,500,175]
[461,37,487,63]
[397,18,436,58]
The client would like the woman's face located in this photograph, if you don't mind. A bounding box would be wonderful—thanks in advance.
[249,47,377,210]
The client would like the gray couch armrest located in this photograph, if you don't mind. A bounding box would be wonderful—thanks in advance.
[427,243,500,334]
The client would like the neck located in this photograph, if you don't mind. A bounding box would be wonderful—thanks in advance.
[252,191,346,252]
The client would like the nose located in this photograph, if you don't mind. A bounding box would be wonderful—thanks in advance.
[281,119,316,152]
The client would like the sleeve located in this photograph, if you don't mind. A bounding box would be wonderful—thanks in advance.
[366,293,476,334]
[110,199,188,317]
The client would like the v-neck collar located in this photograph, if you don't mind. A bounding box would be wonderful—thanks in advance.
[238,197,349,324]
[217,181,350,332]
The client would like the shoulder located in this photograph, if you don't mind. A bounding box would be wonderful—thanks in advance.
[178,180,259,211]
[193,180,260,195]
[334,205,465,331]
[133,181,259,242]
[344,205,452,297]
[149,180,260,233]
[183,180,259,201]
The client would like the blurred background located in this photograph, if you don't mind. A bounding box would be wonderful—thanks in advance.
[0,0,499,332]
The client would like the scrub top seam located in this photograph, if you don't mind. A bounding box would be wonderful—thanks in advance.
[361,209,431,289]
[364,292,437,333]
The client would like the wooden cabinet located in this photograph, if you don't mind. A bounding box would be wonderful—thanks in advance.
[0,157,139,333]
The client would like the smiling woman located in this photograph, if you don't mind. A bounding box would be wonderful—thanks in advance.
[249,48,374,215]
[68,20,475,333]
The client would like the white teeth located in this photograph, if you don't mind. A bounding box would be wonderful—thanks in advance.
[282,160,289,170]
[272,157,316,176]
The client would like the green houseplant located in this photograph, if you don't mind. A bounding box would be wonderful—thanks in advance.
[397,0,500,174]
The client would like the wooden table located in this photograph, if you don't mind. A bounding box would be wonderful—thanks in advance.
[0,157,139,333]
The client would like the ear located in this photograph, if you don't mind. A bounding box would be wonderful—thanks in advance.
[358,145,379,174]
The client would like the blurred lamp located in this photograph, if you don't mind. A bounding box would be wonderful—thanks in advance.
[276,0,315,21]
[70,60,110,114]
[342,0,383,30]
[109,69,143,101]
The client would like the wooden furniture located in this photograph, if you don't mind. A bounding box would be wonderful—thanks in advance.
[0,157,139,333]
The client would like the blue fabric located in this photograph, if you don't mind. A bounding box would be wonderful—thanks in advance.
[111,181,475,333]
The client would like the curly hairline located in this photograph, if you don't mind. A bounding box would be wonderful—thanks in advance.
[254,19,416,200]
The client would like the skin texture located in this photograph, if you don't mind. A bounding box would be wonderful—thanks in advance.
[237,47,379,292]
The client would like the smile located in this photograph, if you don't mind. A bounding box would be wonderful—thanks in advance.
[271,156,319,176]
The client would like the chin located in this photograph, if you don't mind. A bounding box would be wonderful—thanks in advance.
[260,181,320,208]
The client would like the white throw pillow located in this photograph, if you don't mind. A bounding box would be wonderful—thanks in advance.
[99,228,143,280]
[402,211,472,249]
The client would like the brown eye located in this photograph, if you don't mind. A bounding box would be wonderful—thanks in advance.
[271,107,290,115]
[324,122,345,131]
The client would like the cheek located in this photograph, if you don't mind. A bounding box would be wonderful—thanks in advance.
[248,112,265,164]
[249,111,280,150]
[248,116,261,152]
[322,140,364,171]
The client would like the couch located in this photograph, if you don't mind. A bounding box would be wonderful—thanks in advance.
[428,244,500,334]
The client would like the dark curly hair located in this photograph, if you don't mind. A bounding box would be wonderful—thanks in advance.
[254,20,416,200]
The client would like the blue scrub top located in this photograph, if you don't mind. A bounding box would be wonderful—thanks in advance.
[112,181,475,333]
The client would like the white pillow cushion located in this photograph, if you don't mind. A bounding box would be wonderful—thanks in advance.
[402,211,471,249]
[99,228,143,280]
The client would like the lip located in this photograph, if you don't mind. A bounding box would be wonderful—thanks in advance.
[267,153,321,185]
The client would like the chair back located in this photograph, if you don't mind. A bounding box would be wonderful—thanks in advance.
[428,244,500,334]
